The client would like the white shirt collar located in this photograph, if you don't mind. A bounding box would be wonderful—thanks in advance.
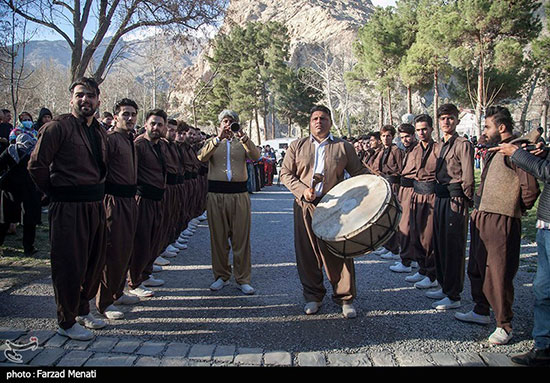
[310,133,334,144]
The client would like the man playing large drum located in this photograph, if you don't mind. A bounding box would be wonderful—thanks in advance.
[280,105,369,319]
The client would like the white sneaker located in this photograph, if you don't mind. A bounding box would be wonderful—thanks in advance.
[102,305,125,320]
[371,247,390,256]
[381,251,400,260]
[432,297,461,310]
[411,261,419,269]
[425,288,446,299]
[114,293,140,305]
[172,242,188,250]
[389,262,412,273]
[57,323,93,341]
[210,278,229,291]
[454,310,490,325]
[153,264,163,272]
[182,229,194,237]
[76,313,106,329]
[405,272,425,283]
[154,256,170,266]
[304,301,322,315]
[342,303,357,319]
[239,284,255,295]
[488,327,513,345]
[143,276,165,287]
[177,237,189,244]
[415,277,439,290]
[127,286,154,297]
[159,248,178,260]
[198,212,207,221]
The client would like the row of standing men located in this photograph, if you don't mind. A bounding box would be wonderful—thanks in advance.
[354,104,540,346]
[26,79,210,341]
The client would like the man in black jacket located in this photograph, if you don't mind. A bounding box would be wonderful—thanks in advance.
[491,142,550,365]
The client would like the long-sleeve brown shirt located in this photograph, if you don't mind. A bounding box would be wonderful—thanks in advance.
[134,134,166,190]
[371,144,404,177]
[105,130,137,186]
[28,113,107,194]
[280,136,368,200]
[435,133,475,200]
[413,139,439,182]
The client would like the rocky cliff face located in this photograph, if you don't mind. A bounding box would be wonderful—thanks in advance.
[170,0,374,123]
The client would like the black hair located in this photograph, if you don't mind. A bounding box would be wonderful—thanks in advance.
[437,103,460,119]
[168,119,178,126]
[398,123,415,135]
[145,109,167,124]
[485,105,514,133]
[309,105,332,120]
[113,98,139,115]
[380,125,396,136]
[69,77,101,96]
[414,113,433,128]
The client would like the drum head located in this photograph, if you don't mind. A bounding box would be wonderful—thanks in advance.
[312,175,392,242]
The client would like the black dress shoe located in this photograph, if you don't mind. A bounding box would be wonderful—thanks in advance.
[511,347,550,366]
[24,247,39,256]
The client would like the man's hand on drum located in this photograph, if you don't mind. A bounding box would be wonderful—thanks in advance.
[303,188,316,202]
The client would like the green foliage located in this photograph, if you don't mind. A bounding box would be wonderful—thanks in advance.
[195,21,314,132]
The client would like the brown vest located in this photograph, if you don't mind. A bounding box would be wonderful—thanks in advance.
[478,152,522,218]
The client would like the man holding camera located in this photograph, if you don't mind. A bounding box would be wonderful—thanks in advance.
[197,110,260,294]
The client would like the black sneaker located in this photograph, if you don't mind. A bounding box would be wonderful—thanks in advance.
[511,347,550,366]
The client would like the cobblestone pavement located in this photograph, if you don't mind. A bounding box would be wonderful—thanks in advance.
[0,181,539,368]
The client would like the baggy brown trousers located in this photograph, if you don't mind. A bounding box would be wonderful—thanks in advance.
[293,199,356,304]
[49,201,107,329]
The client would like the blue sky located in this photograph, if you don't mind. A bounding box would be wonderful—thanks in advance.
[28,0,398,41]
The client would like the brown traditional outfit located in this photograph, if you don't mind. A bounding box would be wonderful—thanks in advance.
[280,135,369,304]
[397,142,417,267]
[468,136,540,332]
[159,139,182,250]
[127,134,166,289]
[28,114,108,330]
[433,133,474,302]
[96,129,138,313]
[371,144,404,254]
[409,139,439,281]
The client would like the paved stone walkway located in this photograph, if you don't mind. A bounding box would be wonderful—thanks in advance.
[0,327,518,367]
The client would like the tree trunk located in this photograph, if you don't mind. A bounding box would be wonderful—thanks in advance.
[407,85,412,114]
[475,52,485,139]
[378,92,384,130]
[255,108,262,145]
[542,92,549,141]
[433,68,440,142]
[520,69,541,133]
[288,117,292,137]
[387,87,393,126]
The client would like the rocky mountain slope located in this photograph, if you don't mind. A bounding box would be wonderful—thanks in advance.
[170,0,375,122]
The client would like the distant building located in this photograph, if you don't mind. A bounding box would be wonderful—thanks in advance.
[457,109,477,138]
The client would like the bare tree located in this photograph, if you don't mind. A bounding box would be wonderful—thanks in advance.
[3,0,228,84]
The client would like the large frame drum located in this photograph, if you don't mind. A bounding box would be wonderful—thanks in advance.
[311,175,401,259]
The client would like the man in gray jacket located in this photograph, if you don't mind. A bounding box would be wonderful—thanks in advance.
[490,141,550,365]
